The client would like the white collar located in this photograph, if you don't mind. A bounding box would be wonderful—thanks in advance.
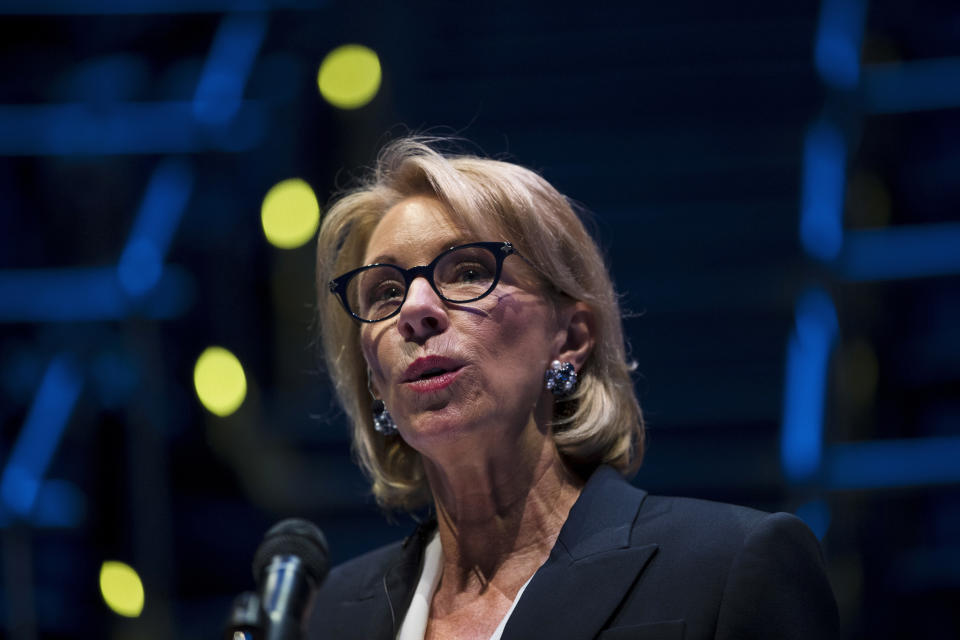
[396,532,533,640]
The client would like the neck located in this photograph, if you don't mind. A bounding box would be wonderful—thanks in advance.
[422,435,583,594]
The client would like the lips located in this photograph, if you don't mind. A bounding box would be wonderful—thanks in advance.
[402,355,464,384]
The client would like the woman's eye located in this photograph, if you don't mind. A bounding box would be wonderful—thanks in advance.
[367,282,403,304]
[453,262,491,282]
[381,285,403,300]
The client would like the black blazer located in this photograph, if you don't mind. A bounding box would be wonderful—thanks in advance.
[308,466,839,639]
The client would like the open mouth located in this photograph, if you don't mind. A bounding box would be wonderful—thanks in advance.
[417,367,449,380]
[405,366,462,391]
[404,356,462,380]
[403,357,465,388]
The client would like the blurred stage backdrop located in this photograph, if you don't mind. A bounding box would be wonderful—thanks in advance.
[1,0,959,638]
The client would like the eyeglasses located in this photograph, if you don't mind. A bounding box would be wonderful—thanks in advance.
[329,241,523,323]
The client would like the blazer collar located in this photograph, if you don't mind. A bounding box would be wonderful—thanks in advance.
[501,465,658,639]
[382,517,436,634]
[556,465,648,560]
[347,466,654,640]
[325,516,434,640]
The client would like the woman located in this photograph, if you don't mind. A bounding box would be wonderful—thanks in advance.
[309,138,838,639]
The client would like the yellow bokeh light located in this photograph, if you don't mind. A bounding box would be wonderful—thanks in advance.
[317,44,382,109]
[99,561,144,618]
[194,346,247,417]
[261,179,320,249]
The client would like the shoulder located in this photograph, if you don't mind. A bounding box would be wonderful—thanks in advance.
[634,493,824,580]
[571,466,810,565]
[618,493,838,638]
[638,493,786,542]
[577,467,822,564]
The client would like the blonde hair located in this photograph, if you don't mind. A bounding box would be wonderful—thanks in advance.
[315,138,644,510]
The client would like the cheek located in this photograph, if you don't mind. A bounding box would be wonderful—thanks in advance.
[474,300,557,379]
[359,326,391,387]
[485,295,557,352]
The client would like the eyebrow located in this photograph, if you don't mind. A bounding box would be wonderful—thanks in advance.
[363,236,474,267]
[364,253,395,266]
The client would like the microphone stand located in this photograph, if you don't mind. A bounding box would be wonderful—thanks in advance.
[223,590,264,640]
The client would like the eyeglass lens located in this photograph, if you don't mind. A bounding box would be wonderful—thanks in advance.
[346,245,500,321]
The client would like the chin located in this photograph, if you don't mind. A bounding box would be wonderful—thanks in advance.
[400,408,482,450]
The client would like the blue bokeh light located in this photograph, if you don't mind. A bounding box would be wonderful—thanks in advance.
[813,0,866,90]
[781,289,838,483]
[0,0,315,15]
[117,157,193,296]
[841,223,960,281]
[0,356,83,518]
[863,58,960,114]
[800,119,847,261]
[826,437,960,489]
[0,266,194,322]
[32,479,86,528]
[0,101,267,155]
[795,499,832,540]
[117,238,163,296]
[193,11,267,125]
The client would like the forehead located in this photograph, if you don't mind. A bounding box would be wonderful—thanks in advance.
[363,195,479,265]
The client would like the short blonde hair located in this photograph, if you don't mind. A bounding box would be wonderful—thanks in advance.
[315,138,644,510]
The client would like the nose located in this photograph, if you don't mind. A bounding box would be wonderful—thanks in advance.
[397,276,449,342]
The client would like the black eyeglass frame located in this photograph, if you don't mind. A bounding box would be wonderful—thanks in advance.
[328,241,523,323]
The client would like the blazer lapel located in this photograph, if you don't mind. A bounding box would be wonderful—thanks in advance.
[383,518,437,638]
[322,519,434,640]
[501,467,657,640]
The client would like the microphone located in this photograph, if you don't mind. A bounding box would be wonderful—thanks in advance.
[224,590,264,640]
[252,518,330,640]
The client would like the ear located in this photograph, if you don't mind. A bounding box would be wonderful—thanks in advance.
[366,367,383,399]
[554,301,595,372]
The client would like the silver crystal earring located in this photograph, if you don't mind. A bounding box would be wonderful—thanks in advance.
[368,375,398,436]
[544,360,578,397]
[371,398,398,436]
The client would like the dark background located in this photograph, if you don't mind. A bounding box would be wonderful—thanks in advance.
[1,1,959,638]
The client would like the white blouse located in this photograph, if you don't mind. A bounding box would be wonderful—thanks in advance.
[395,533,533,640]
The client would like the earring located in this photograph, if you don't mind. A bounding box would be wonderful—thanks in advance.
[368,373,398,436]
[545,360,577,397]
[371,398,398,436]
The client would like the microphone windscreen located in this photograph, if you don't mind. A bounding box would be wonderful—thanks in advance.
[252,518,330,587]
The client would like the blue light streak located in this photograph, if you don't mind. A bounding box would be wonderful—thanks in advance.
[840,223,960,281]
[0,0,317,14]
[0,265,193,322]
[826,437,960,490]
[0,101,266,155]
[795,499,832,541]
[0,479,86,528]
[117,239,164,297]
[31,480,86,528]
[800,119,847,262]
[117,159,194,296]
[863,58,960,114]
[813,0,866,90]
[781,289,838,483]
[193,12,268,125]
[0,356,83,517]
